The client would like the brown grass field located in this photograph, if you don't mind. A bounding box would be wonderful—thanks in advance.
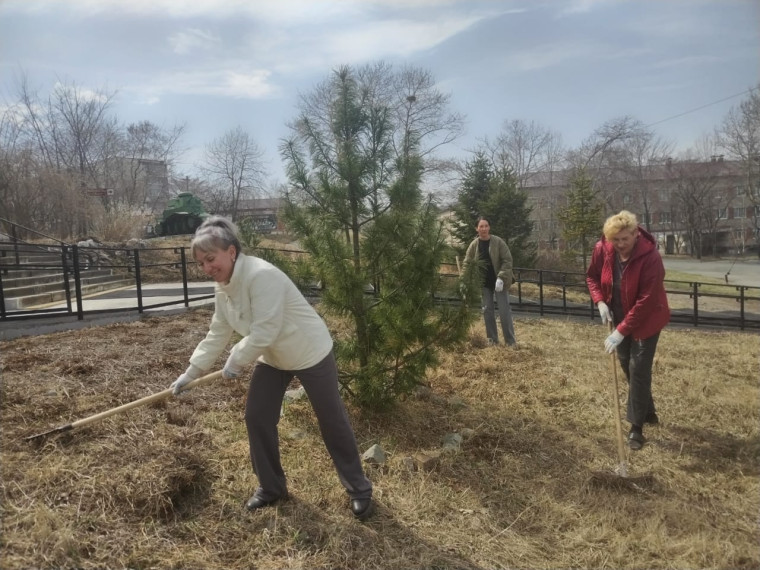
[1,308,758,569]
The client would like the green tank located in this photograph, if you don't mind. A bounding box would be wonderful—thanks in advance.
[155,193,209,236]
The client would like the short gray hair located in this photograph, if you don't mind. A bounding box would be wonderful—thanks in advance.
[191,216,242,257]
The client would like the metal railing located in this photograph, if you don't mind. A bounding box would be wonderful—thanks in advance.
[1,242,758,331]
[0,242,215,321]
[0,216,68,267]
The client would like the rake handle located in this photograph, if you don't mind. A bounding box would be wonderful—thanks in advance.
[26,370,223,440]
[607,322,628,473]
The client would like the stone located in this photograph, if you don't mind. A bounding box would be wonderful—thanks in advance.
[284,386,307,402]
[414,452,440,471]
[362,443,386,465]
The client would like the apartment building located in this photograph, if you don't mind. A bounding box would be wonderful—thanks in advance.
[525,157,759,256]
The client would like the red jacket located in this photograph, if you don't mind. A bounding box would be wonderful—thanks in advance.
[586,226,670,340]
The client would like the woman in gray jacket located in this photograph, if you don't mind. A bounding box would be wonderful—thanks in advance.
[170,216,374,520]
[463,216,516,346]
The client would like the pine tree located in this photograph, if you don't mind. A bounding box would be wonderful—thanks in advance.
[281,65,474,408]
[557,167,603,269]
[451,154,536,268]
[450,153,493,248]
[480,168,536,268]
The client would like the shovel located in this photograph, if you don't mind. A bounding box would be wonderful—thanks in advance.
[24,370,223,442]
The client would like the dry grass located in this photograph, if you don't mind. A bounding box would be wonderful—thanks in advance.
[1,309,758,569]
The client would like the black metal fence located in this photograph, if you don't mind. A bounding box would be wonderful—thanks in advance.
[1,242,758,331]
[0,243,215,322]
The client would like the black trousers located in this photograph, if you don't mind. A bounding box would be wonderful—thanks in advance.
[616,332,660,428]
[244,350,372,502]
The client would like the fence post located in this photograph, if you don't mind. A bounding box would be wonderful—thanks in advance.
[516,270,522,305]
[538,270,544,316]
[134,249,143,313]
[0,267,5,319]
[72,245,84,321]
[61,245,73,314]
[177,247,189,308]
[692,282,699,327]
[11,225,20,265]
[738,286,745,331]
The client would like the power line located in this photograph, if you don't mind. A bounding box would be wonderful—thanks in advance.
[645,86,757,128]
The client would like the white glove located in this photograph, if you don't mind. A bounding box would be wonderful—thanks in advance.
[495,278,504,293]
[604,329,624,353]
[597,301,612,325]
[170,364,203,395]
[222,353,245,380]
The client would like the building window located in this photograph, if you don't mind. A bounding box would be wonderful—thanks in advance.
[623,193,632,205]
[717,208,728,220]
[659,189,670,201]
[659,211,671,224]
[733,206,745,219]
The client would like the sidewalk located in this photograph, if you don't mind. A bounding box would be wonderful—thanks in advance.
[36,281,217,312]
[662,256,759,287]
[0,282,216,341]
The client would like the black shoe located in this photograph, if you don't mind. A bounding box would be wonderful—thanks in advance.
[645,412,659,425]
[351,498,374,521]
[627,429,645,451]
[246,494,286,511]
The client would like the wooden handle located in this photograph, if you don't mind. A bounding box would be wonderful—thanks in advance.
[607,322,628,474]
[69,370,224,430]
[609,350,628,468]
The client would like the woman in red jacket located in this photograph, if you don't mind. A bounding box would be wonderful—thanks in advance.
[586,210,670,450]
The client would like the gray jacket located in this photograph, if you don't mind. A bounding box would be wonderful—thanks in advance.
[464,235,515,284]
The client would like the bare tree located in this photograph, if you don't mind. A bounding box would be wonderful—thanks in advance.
[11,74,119,235]
[566,116,642,214]
[202,126,267,221]
[715,86,760,256]
[618,121,675,232]
[388,64,465,164]
[46,79,117,181]
[668,159,729,258]
[482,119,565,189]
[118,120,186,210]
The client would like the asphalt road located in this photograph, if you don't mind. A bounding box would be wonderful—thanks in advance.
[662,256,759,287]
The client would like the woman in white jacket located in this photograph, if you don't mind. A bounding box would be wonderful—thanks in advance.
[170,216,374,520]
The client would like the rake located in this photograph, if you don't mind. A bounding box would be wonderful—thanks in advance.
[24,370,223,442]
[589,324,654,491]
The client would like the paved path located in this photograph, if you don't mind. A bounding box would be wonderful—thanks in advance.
[0,282,217,341]
[662,256,759,287]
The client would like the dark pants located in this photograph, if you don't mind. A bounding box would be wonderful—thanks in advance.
[244,350,372,502]
[616,332,660,428]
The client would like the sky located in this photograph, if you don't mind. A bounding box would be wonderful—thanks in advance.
[1,0,758,192]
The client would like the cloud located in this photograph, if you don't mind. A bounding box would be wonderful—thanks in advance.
[501,41,594,72]
[651,55,723,70]
[131,67,277,103]
[2,0,402,21]
[320,16,485,63]
[168,28,221,55]
[557,0,619,16]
